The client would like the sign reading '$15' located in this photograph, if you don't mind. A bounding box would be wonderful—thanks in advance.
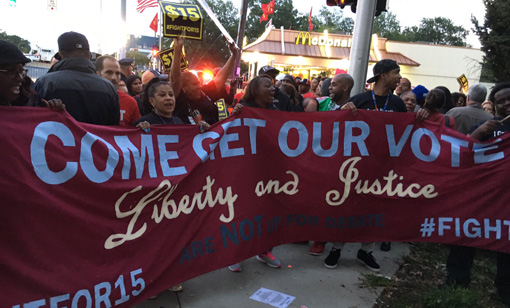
[160,2,204,40]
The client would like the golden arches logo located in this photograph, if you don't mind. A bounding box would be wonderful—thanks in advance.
[295,32,312,46]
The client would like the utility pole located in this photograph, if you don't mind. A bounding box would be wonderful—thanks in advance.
[348,0,376,95]
[233,0,249,79]
[120,0,127,59]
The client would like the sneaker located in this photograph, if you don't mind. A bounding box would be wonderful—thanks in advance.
[228,263,242,272]
[380,242,391,252]
[357,249,381,272]
[309,241,326,256]
[324,248,341,269]
[256,251,281,268]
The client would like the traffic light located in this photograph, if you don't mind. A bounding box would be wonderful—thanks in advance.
[151,45,159,57]
[326,0,356,8]
[375,0,388,16]
[326,0,388,16]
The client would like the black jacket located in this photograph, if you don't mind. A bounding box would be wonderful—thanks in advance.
[35,57,120,125]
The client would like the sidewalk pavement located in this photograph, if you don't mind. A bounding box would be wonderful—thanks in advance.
[135,242,410,308]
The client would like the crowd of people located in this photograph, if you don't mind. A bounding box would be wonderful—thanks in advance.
[1,30,509,305]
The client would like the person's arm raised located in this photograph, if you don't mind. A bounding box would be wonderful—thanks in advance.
[170,36,184,97]
[211,42,239,91]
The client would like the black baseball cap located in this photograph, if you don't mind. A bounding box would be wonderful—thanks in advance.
[0,40,30,66]
[58,32,90,52]
[367,59,400,83]
[258,65,280,77]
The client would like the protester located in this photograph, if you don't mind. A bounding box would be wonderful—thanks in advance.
[279,83,301,108]
[49,52,61,68]
[1,40,64,112]
[310,77,320,96]
[308,74,354,257]
[303,97,318,112]
[422,88,456,129]
[257,66,295,112]
[126,74,144,114]
[401,91,417,113]
[338,59,428,270]
[315,79,324,97]
[95,55,140,127]
[34,31,119,125]
[436,86,453,114]
[171,36,238,124]
[482,100,495,115]
[127,74,143,97]
[446,83,493,135]
[317,74,353,111]
[119,58,134,82]
[298,78,315,99]
[228,75,282,272]
[451,92,466,107]
[395,77,411,96]
[133,78,183,127]
[412,85,429,110]
[142,68,168,86]
[445,82,510,307]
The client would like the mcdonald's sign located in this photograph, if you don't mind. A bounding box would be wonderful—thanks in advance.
[295,32,312,46]
[295,31,352,48]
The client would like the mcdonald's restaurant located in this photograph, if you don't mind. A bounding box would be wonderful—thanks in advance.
[241,27,485,91]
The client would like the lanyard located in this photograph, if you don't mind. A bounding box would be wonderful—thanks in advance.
[371,91,390,111]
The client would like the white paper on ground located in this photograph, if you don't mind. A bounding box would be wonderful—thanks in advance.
[249,287,296,308]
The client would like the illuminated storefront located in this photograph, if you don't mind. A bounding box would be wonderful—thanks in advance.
[242,27,484,91]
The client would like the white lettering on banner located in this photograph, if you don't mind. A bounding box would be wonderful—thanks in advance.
[192,118,266,162]
[104,176,238,249]
[255,170,299,196]
[30,121,187,185]
[13,268,146,308]
[326,157,438,206]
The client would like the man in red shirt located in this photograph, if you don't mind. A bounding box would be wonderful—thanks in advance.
[96,55,141,127]
[298,78,316,99]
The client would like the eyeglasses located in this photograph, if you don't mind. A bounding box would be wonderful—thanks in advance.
[0,68,27,78]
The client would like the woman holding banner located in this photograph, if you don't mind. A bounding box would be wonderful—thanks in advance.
[228,75,282,272]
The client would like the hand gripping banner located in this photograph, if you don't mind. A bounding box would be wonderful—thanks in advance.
[1,106,509,306]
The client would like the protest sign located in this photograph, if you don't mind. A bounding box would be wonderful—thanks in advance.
[1,107,509,306]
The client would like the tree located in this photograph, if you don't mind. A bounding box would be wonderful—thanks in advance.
[314,6,354,34]
[163,0,238,70]
[372,11,401,40]
[0,31,31,53]
[472,0,510,83]
[404,17,468,46]
[245,0,304,42]
[126,50,150,66]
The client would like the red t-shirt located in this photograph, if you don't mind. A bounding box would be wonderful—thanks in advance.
[427,112,456,130]
[302,92,316,99]
[118,90,141,127]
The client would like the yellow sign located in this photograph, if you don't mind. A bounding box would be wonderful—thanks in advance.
[158,46,189,71]
[295,31,352,48]
[160,2,204,40]
[457,74,469,94]
[215,99,228,120]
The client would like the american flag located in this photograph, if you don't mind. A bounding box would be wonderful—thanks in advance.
[136,0,158,13]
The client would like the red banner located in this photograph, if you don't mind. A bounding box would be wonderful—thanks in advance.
[2,106,510,306]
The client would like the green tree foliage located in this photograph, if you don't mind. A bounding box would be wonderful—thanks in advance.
[0,31,31,53]
[372,11,401,40]
[126,50,150,66]
[410,17,468,46]
[314,6,354,34]
[472,0,510,83]
[165,0,238,70]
